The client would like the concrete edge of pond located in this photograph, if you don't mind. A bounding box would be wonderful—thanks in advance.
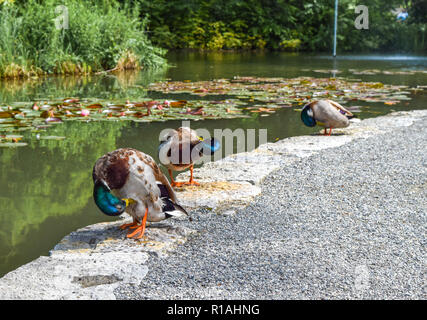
[0,109,425,299]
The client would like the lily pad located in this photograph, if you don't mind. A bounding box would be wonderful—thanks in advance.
[1,74,425,144]
[38,135,66,140]
[0,142,28,147]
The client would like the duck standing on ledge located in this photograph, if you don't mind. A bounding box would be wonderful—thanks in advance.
[93,148,188,240]
[301,99,355,135]
[158,127,220,187]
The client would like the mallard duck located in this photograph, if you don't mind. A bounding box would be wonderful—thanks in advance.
[301,99,354,135]
[158,127,220,187]
[92,148,188,240]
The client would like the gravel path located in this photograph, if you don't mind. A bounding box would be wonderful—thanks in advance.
[116,116,426,300]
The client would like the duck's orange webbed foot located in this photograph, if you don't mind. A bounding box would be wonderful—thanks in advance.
[171,181,186,188]
[126,209,148,240]
[126,225,146,239]
[168,169,184,188]
[182,165,200,186]
[119,219,138,230]
[183,179,200,186]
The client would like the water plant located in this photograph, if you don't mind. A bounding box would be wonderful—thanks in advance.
[1,73,424,148]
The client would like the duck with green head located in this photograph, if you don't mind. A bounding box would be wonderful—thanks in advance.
[93,148,188,239]
[301,99,355,135]
[93,179,135,216]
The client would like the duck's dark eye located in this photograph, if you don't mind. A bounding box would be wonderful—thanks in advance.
[115,204,124,212]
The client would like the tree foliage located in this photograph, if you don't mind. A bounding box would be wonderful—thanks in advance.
[136,0,426,53]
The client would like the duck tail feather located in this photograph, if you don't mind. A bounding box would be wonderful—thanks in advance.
[164,198,189,216]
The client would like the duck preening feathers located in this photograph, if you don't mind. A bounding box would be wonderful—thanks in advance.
[158,127,220,187]
[93,148,188,239]
[301,99,355,135]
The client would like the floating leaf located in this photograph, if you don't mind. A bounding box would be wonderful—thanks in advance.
[64,98,79,103]
[170,100,187,108]
[0,142,28,147]
[384,101,399,105]
[183,107,204,115]
[39,135,66,140]
[45,117,63,123]
[40,110,51,118]
[366,83,384,89]
[4,134,24,140]
[86,103,103,109]
[0,112,14,118]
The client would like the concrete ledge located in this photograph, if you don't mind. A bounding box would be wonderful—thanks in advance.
[176,110,427,211]
[0,109,426,299]
[0,219,195,299]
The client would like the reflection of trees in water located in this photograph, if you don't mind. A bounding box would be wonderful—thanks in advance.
[0,69,167,103]
[0,121,128,266]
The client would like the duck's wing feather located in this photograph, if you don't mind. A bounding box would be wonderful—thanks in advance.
[132,149,187,214]
[311,100,350,128]
[326,99,354,117]
[92,148,130,190]
[141,152,178,203]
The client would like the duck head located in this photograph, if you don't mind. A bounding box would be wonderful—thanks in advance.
[158,128,221,165]
[201,138,221,155]
[301,103,317,127]
[192,137,221,157]
[93,180,135,216]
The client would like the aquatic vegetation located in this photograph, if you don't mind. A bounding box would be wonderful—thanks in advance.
[349,69,427,76]
[0,97,248,146]
[0,74,424,147]
[0,0,166,79]
[0,134,27,148]
[302,68,427,76]
[148,75,422,106]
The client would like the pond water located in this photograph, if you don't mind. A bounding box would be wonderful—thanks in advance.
[0,52,426,277]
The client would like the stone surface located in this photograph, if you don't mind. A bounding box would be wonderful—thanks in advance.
[0,219,195,300]
[52,219,194,257]
[0,251,148,299]
[175,181,262,211]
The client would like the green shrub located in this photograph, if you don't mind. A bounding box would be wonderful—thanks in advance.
[0,0,166,78]
[280,39,302,51]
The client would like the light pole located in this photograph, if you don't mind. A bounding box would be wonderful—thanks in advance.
[333,0,338,57]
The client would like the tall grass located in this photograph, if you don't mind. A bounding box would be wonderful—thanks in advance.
[0,0,166,78]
